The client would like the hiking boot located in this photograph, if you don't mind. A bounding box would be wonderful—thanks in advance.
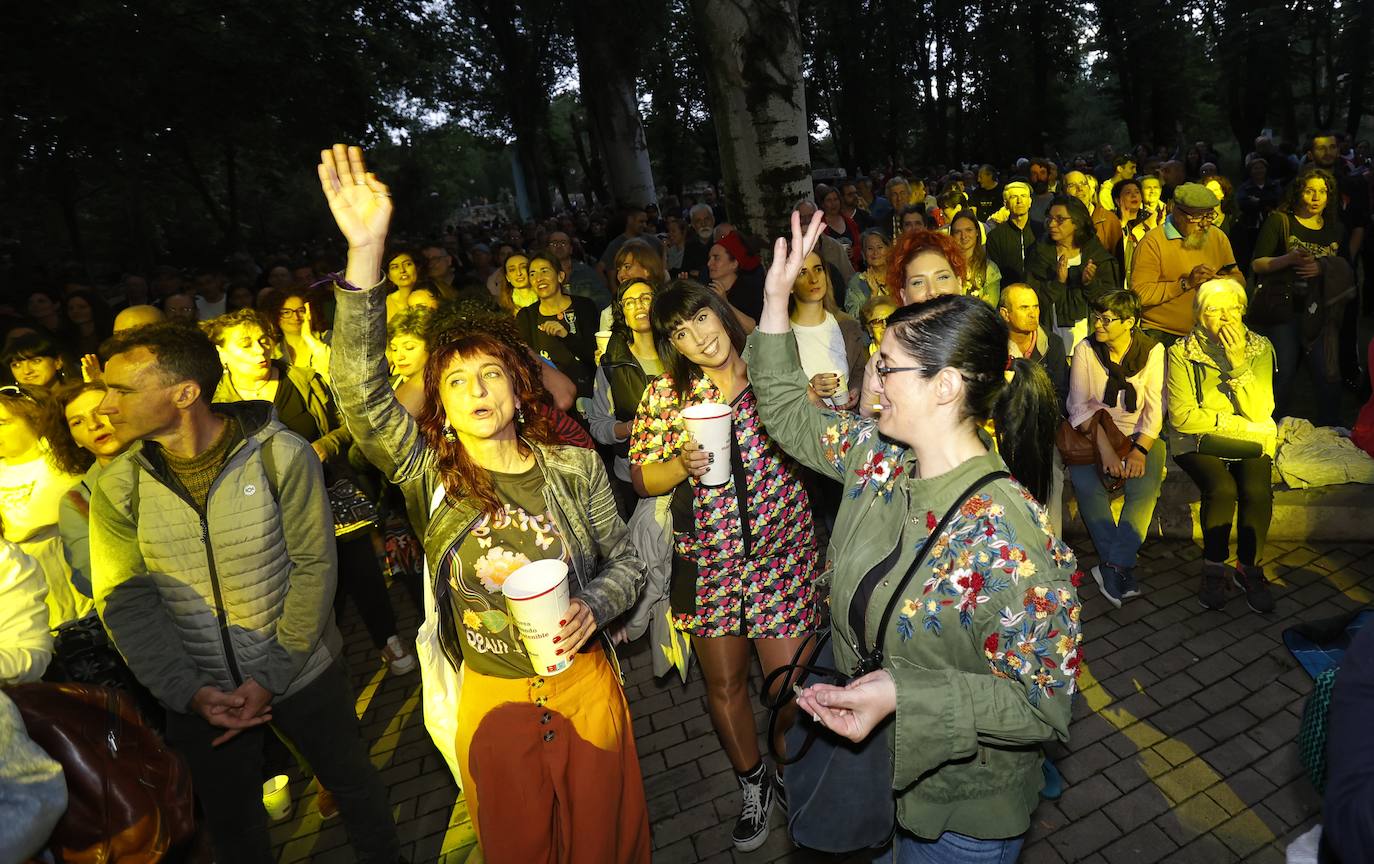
[1199,561,1229,611]
[1117,565,1141,599]
[383,635,417,676]
[1091,565,1123,609]
[732,762,775,852]
[1233,564,1276,614]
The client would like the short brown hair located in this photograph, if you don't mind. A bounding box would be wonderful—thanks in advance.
[100,323,223,400]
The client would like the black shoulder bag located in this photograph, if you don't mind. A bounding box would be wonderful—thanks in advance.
[763,470,1009,855]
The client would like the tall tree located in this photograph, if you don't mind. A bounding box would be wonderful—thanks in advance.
[691,0,812,237]
[570,0,658,207]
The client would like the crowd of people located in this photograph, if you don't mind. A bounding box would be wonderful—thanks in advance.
[1,130,1372,864]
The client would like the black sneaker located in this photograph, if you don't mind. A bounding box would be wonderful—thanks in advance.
[1091,565,1124,608]
[732,762,774,852]
[772,769,788,816]
[1233,564,1275,614]
[1199,562,1228,610]
[1118,565,1141,599]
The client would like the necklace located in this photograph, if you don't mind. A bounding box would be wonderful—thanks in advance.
[231,368,275,399]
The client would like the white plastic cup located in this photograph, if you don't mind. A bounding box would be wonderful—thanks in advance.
[595,330,613,355]
[681,402,733,487]
[262,774,293,821]
[503,559,574,676]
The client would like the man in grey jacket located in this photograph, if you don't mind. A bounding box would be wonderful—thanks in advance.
[89,323,400,864]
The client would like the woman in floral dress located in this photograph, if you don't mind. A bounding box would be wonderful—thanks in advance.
[629,280,819,853]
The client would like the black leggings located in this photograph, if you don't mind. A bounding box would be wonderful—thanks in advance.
[335,534,398,648]
[1174,453,1274,567]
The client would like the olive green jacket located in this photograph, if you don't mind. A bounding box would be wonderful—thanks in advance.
[748,330,1082,841]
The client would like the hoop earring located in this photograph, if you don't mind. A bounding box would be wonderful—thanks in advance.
[442,424,456,442]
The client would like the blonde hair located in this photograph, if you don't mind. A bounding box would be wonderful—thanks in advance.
[1192,278,1248,319]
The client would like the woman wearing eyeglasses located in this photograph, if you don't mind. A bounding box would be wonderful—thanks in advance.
[0,385,93,630]
[589,280,662,513]
[272,289,333,381]
[751,211,1079,862]
[1026,196,1120,353]
[1065,290,1165,607]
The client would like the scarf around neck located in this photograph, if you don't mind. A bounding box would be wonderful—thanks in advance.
[1089,330,1157,413]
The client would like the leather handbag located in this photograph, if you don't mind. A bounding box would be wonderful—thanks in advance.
[763,471,1009,855]
[1056,409,1133,492]
[5,682,194,863]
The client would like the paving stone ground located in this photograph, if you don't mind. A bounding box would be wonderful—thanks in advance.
[268,538,1374,862]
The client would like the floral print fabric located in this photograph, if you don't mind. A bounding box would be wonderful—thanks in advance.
[446,478,568,678]
[629,374,819,638]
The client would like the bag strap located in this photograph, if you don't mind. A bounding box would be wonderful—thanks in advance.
[851,470,1010,676]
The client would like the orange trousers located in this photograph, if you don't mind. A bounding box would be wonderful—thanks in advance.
[456,649,651,864]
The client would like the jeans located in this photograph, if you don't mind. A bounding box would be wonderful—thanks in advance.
[873,830,1025,863]
[1174,453,1274,566]
[1255,321,1339,425]
[163,660,399,864]
[1067,441,1166,569]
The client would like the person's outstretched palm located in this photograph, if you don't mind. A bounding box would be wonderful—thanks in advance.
[317,144,391,249]
[763,209,826,307]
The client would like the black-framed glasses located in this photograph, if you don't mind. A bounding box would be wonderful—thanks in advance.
[1175,209,1216,225]
[865,315,890,328]
[1047,215,1073,225]
[621,293,655,308]
[874,362,923,381]
[279,308,307,318]
[1090,313,1124,325]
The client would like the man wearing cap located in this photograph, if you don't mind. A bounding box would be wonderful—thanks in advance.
[1128,182,1244,345]
[985,180,1041,285]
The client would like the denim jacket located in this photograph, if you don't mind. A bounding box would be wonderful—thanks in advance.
[328,284,646,640]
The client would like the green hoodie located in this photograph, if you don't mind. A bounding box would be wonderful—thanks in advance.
[747,330,1082,841]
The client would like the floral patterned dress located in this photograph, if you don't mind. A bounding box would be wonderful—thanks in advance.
[629,374,819,638]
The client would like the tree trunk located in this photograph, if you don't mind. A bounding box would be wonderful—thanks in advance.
[570,109,608,205]
[690,0,813,239]
[1343,0,1373,135]
[571,0,658,207]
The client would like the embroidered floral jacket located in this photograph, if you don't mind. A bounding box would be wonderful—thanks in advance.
[748,330,1082,842]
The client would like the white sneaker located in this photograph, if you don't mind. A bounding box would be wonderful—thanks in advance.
[383,635,417,676]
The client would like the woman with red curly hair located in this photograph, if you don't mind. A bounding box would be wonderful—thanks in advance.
[884,228,967,306]
[321,145,650,863]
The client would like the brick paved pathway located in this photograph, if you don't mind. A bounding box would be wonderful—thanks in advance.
[269,538,1374,862]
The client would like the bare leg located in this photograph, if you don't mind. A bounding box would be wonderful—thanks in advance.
[693,634,761,772]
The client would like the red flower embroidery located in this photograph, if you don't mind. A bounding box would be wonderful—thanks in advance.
[926,511,937,531]
[984,633,1000,655]
[1071,569,1085,587]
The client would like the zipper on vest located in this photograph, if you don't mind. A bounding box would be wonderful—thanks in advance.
[203,516,244,686]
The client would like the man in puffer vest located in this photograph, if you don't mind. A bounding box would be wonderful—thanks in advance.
[89,323,401,864]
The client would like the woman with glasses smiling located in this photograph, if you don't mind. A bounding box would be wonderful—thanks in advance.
[272,289,333,381]
[1066,290,1165,607]
[1026,196,1120,355]
[589,280,662,513]
[751,211,1078,862]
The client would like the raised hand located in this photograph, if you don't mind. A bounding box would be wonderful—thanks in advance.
[765,210,826,304]
[317,144,392,251]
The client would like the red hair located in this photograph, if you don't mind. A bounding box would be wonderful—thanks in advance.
[885,228,967,303]
[418,332,557,519]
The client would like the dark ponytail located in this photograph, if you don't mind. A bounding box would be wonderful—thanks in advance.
[886,294,1059,504]
[993,357,1058,503]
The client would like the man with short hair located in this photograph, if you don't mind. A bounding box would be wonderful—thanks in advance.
[870,175,911,235]
[680,203,716,282]
[598,206,663,290]
[192,268,228,319]
[163,292,198,325]
[420,243,456,296]
[1098,154,1137,211]
[839,180,874,230]
[1028,158,1057,224]
[1000,282,1067,534]
[1064,169,1123,256]
[968,164,1002,220]
[1128,182,1244,344]
[91,325,399,864]
[1308,130,1369,388]
[1158,160,1185,191]
[113,304,165,333]
[985,180,1041,285]
[548,230,608,309]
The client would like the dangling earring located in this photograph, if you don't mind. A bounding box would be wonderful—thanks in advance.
[442,423,456,442]
[516,406,526,426]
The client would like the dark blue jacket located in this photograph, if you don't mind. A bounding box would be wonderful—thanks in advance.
[1323,622,1374,863]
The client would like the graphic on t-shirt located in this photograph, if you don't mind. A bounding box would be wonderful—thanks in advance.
[1287,234,1339,259]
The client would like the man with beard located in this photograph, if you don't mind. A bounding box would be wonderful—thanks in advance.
[1028,158,1057,225]
[1128,183,1244,344]
[679,203,717,282]
[839,180,874,230]
[1064,169,1123,256]
[968,164,1002,220]
[985,181,1041,285]
[1308,131,1370,390]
